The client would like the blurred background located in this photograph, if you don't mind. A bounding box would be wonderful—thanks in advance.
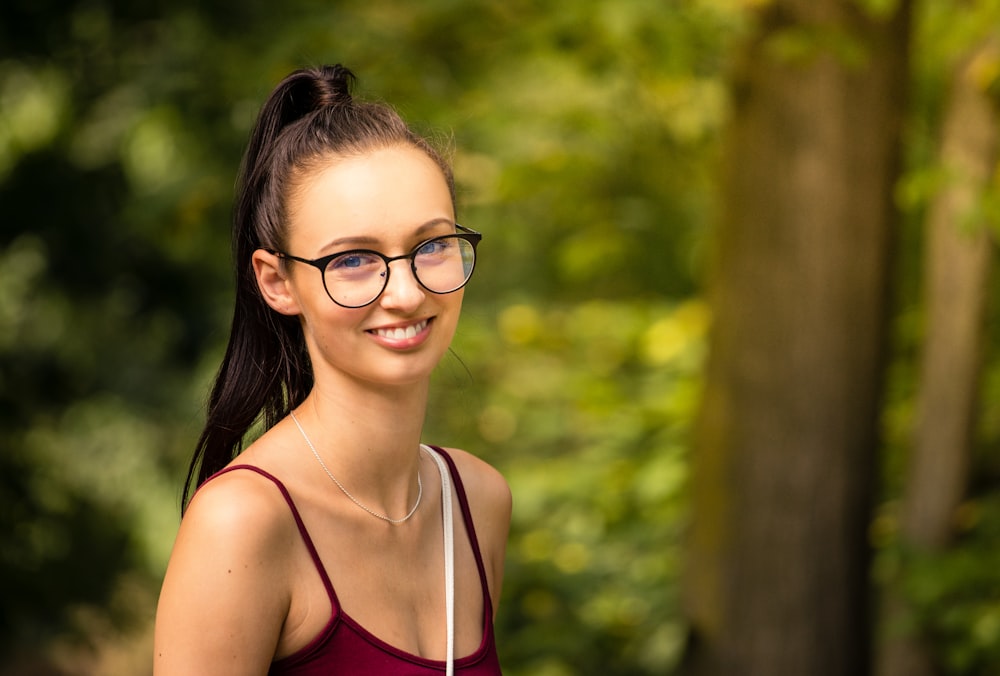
[1,1,998,674]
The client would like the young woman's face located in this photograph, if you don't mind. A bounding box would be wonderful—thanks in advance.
[282,144,464,389]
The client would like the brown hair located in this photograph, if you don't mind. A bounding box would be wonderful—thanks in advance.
[182,65,454,508]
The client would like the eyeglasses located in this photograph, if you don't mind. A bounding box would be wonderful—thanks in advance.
[269,224,482,308]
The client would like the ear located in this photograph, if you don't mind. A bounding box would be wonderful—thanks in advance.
[252,249,301,316]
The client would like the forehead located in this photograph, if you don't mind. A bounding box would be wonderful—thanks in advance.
[287,145,454,251]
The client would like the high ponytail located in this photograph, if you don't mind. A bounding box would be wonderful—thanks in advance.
[181,65,454,509]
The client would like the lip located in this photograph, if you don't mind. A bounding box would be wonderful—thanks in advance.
[366,317,434,349]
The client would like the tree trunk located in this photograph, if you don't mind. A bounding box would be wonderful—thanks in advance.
[878,36,999,676]
[683,2,911,675]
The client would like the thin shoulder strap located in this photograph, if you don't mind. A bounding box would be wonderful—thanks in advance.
[205,465,338,604]
[426,447,494,618]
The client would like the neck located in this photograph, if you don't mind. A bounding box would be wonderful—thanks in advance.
[314,375,429,448]
[292,376,431,515]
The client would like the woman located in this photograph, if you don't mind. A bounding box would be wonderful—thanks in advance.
[154,64,511,675]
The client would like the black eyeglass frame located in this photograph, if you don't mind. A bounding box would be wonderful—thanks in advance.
[268,224,482,309]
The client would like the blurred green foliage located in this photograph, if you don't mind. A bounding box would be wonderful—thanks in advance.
[0,1,734,671]
[873,1,1000,673]
[428,299,708,674]
[1,0,999,674]
[904,498,1000,674]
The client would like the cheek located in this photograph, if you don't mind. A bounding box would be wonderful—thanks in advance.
[297,301,364,348]
[437,292,465,335]
[287,267,326,308]
[450,288,466,312]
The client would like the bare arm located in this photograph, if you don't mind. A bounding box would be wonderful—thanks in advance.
[153,472,294,675]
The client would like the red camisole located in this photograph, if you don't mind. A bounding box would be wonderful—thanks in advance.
[208,448,502,675]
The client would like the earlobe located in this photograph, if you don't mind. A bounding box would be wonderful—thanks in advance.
[252,249,300,315]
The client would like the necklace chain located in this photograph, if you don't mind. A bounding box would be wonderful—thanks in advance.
[289,410,423,525]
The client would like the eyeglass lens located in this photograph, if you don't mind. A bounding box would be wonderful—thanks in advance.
[325,235,476,307]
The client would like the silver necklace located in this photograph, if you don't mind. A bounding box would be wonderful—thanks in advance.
[289,410,423,525]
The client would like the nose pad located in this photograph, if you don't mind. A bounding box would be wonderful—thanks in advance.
[379,259,425,307]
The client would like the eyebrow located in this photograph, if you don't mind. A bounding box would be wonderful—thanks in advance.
[319,218,455,252]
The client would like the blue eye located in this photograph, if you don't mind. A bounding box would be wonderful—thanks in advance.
[329,252,382,273]
[416,239,451,257]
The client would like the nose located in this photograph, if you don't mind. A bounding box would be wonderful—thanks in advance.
[379,259,426,311]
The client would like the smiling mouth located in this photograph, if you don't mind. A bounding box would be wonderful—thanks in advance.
[370,319,430,340]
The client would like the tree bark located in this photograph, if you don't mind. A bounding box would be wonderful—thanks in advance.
[878,36,999,676]
[683,2,911,675]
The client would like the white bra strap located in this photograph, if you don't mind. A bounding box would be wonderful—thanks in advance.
[424,445,455,676]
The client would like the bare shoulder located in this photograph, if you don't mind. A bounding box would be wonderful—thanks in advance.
[154,468,296,673]
[437,447,512,614]
[170,467,300,599]
[182,467,295,549]
[441,447,512,520]
[184,469,287,521]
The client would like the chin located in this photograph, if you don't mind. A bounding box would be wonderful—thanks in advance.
[358,354,445,388]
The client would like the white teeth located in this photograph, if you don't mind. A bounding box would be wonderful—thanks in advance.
[376,320,427,340]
